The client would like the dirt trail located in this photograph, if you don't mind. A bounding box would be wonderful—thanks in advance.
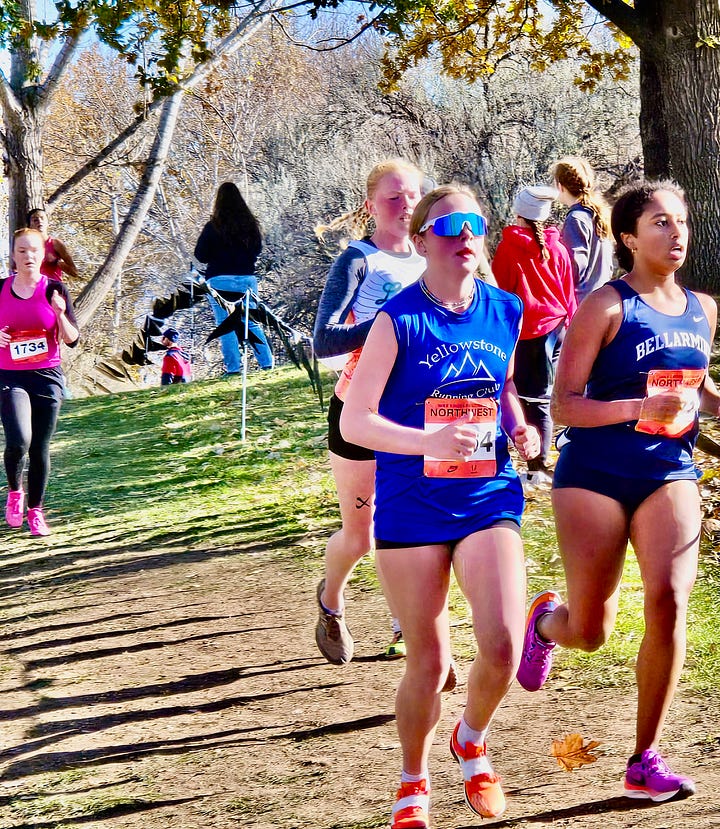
[0,538,718,829]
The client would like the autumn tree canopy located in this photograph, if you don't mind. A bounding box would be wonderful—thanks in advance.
[2,0,720,331]
[379,0,720,292]
[0,0,391,330]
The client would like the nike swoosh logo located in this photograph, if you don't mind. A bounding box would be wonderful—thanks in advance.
[693,315,704,322]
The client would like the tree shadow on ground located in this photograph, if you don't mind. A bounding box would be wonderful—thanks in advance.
[23,622,293,670]
[0,657,320,720]
[0,776,141,807]
[0,600,209,642]
[8,795,206,829]
[0,537,279,599]
[1,712,394,782]
[4,613,256,654]
[5,675,349,749]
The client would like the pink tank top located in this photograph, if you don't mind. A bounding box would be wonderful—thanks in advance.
[0,275,62,370]
[40,237,63,280]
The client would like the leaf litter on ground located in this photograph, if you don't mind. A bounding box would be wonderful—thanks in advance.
[550,733,604,772]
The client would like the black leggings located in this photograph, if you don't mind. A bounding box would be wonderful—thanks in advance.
[1,371,63,508]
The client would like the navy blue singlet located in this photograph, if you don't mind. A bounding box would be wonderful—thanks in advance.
[557,279,711,480]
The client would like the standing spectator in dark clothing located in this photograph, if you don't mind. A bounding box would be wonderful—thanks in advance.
[160,328,192,385]
[194,183,273,373]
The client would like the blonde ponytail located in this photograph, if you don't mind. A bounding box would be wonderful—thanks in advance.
[315,158,422,242]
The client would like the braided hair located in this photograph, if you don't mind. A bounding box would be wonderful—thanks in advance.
[524,218,549,261]
[551,156,611,240]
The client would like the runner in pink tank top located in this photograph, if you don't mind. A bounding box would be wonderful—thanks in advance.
[26,208,79,281]
[0,227,80,536]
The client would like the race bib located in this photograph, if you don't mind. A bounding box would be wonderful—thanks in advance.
[424,397,497,478]
[333,349,360,401]
[635,368,705,437]
[9,330,49,364]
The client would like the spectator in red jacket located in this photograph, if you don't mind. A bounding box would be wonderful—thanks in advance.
[492,185,576,484]
[160,328,192,385]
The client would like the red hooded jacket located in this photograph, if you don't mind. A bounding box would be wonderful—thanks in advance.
[492,225,577,340]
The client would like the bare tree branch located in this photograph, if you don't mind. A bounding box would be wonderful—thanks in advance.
[0,70,21,119]
[49,3,277,208]
[583,0,650,52]
[74,90,186,327]
[271,8,388,51]
[39,31,83,107]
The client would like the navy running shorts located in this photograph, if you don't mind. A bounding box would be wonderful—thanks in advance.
[553,447,694,515]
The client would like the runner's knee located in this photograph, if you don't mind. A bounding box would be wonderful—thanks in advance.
[476,627,519,674]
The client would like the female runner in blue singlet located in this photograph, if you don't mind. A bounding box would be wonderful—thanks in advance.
[517,181,720,803]
[341,184,541,827]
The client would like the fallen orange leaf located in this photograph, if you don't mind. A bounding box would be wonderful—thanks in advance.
[550,733,603,772]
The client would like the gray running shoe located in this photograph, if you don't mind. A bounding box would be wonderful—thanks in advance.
[315,579,354,664]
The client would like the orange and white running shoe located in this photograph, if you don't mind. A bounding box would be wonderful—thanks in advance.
[390,779,430,829]
[450,722,505,818]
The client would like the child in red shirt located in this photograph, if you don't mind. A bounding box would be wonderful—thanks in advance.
[160,328,191,385]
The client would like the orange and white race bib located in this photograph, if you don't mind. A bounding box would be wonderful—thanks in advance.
[333,348,361,402]
[9,330,49,364]
[424,397,497,478]
[635,368,705,437]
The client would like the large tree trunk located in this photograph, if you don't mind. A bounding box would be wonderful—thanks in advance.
[591,0,720,293]
[0,0,80,233]
[73,91,185,328]
[3,103,45,231]
[1,9,49,232]
[638,56,670,180]
[639,1,720,291]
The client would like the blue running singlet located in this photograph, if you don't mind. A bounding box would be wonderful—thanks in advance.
[556,279,711,481]
[374,279,525,544]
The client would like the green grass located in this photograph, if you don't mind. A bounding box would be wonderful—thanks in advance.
[1,364,718,828]
[4,369,338,579]
[7,364,720,695]
[0,770,151,826]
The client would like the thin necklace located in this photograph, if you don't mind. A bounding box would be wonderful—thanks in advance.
[420,277,475,310]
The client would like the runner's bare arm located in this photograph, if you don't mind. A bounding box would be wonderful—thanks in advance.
[53,239,79,279]
[551,286,644,427]
[695,292,720,416]
[51,290,80,344]
[499,348,540,460]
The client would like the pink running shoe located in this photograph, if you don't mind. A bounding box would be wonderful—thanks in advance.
[624,749,696,802]
[5,489,24,528]
[517,590,561,691]
[27,507,51,537]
